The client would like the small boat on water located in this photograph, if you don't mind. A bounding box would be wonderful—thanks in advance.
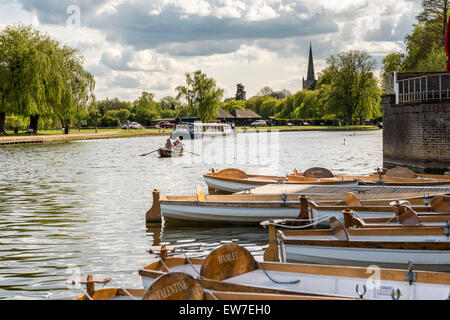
[156,138,184,158]
[262,215,450,272]
[158,147,183,158]
[145,186,450,225]
[138,244,450,300]
[204,167,450,194]
[171,122,234,140]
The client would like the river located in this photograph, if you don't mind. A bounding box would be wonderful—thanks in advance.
[0,130,382,299]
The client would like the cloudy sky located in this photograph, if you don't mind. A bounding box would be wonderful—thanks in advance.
[0,0,421,101]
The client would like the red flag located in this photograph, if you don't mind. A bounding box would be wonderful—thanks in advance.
[446,16,450,72]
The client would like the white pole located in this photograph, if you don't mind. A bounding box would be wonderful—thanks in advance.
[394,71,399,104]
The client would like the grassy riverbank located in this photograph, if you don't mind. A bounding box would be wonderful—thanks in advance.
[0,128,171,144]
[0,125,380,144]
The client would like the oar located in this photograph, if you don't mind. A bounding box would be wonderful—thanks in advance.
[184,150,200,156]
[140,149,159,157]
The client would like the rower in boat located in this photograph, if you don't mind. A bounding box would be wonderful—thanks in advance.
[158,138,184,158]
[138,244,450,300]
[262,215,450,271]
[204,167,450,194]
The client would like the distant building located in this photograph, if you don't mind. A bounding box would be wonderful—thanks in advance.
[232,109,262,126]
[217,108,235,122]
[302,43,317,91]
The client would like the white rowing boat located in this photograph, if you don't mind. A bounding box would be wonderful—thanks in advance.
[263,216,450,272]
[204,167,450,194]
[75,272,354,300]
[146,187,450,225]
[138,244,450,300]
[302,194,449,226]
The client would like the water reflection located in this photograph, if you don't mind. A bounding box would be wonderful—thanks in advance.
[0,130,382,299]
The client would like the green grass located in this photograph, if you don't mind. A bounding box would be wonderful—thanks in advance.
[3,128,172,137]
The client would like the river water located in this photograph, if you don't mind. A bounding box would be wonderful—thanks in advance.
[0,130,382,299]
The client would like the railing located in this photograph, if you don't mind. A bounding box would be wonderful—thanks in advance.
[396,73,450,103]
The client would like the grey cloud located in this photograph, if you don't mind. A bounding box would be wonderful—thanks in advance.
[17,1,339,54]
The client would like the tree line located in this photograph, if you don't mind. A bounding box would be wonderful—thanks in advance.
[383,0,449,76]
[1,24,384,134]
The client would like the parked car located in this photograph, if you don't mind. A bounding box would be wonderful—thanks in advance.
[251,120,267,127]
[130,122,143,129]
[155,121,174,129]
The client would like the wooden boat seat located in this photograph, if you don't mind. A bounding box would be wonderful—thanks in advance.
[384,167,418,179]
[431,195,450,213]
[213,168,248,179]
[395,206,422,226]
[344,192,362,207]
[200,244,258,281]
[303,167,334,179]
[142,273,204,300]
[330,216,350,241]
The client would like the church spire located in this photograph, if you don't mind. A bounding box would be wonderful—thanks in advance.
[303,42,317,91]
[307,42,315,81]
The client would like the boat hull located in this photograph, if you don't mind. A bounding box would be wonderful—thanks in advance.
[204,176,359,194]
[161,203,301,224]
[158,148,183,158]
[161,202,430,226]
[282,244,450,272]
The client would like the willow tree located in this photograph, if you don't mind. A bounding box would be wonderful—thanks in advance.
[176,71,223,123]
[0,25,95,134]
[47,42,95,134]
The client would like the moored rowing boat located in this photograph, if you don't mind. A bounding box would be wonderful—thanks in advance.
[75,272,352,300]
[138,244,450,300]
[263,216,450,271]
[204,167,450,194]
[145,186,450,225]
[301,194,449,225]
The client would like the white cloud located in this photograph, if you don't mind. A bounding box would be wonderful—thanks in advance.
[2,0,422,100]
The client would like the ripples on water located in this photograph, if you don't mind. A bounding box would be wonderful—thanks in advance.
[0,130,382,299]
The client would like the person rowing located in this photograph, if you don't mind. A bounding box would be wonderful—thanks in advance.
[173,137,184,151]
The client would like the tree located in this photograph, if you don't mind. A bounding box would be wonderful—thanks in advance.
[235,83,246,101]
[176,71,224,123]
[0,25,95,135]
[257,86,273,97]
[222,100,246,113]
[417,0,449,46]
[319,51,380,124]
[133,91,160,125]
[160,96,180,110]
